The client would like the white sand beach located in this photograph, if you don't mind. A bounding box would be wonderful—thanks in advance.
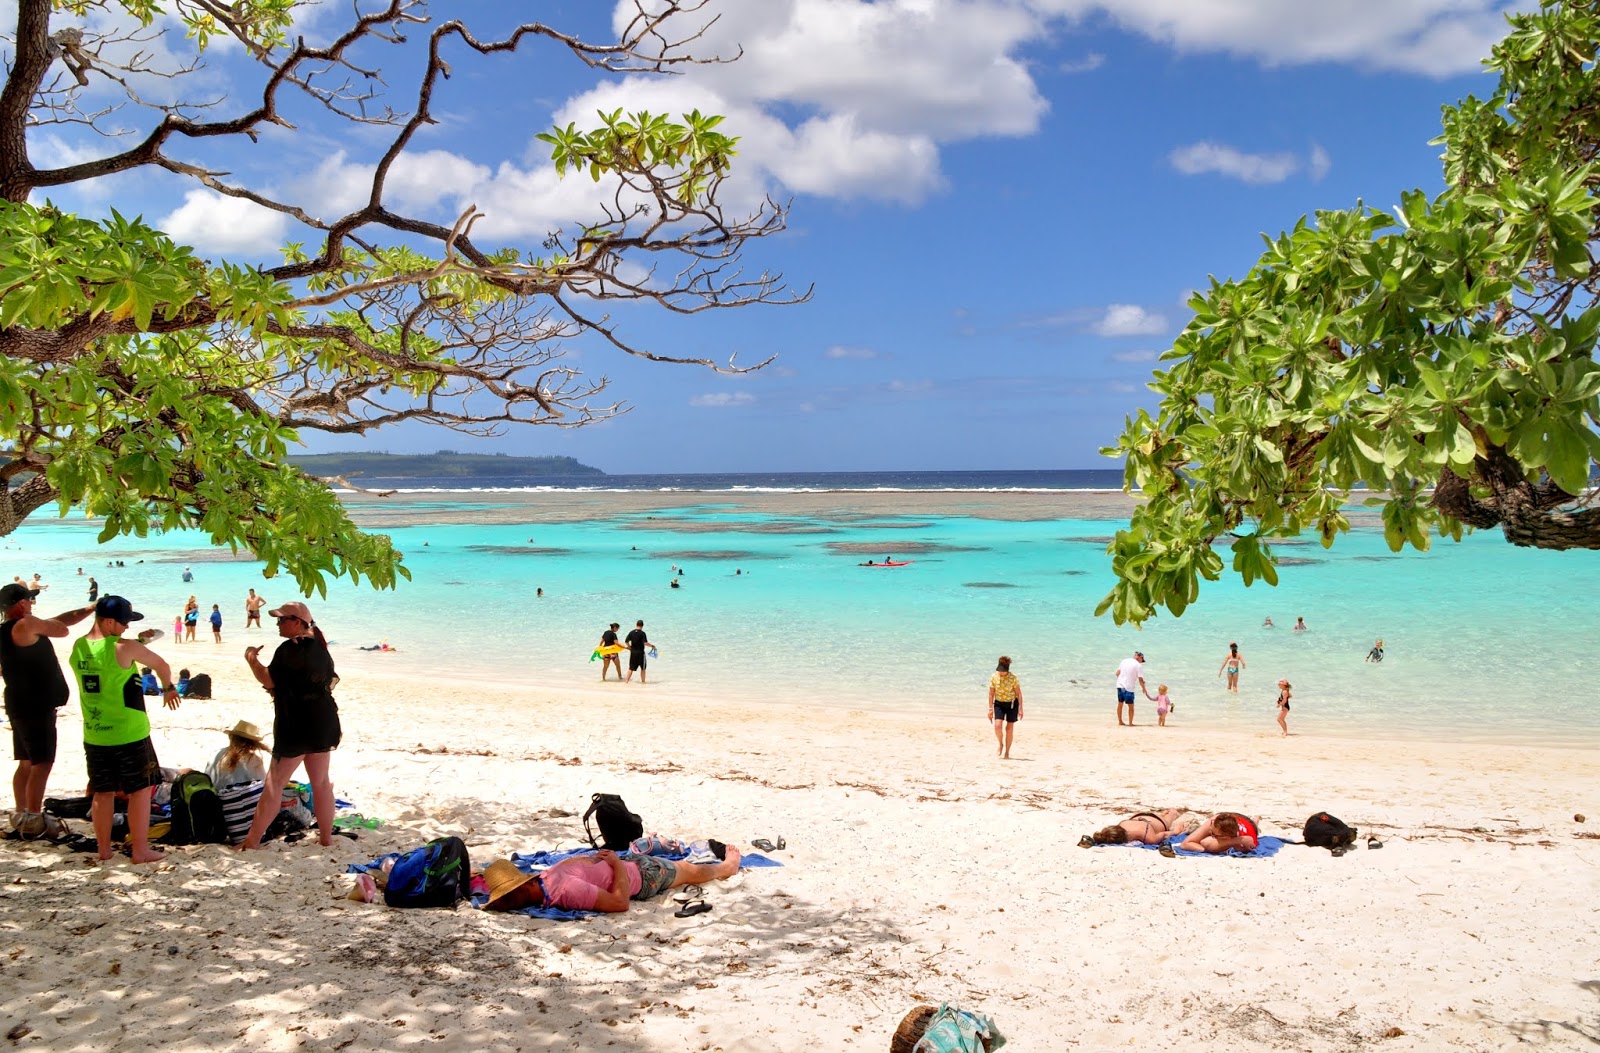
[2,659,1597,1052]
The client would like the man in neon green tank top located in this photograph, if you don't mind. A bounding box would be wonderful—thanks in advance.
[71,596,181,864]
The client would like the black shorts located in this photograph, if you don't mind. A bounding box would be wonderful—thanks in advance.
[84,738,163,795]
[629,652,647,671]
[992,700,1019,723]
[6,708,57,764]
[246,611,261,623]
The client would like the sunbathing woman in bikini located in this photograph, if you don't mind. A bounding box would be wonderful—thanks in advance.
[1080,808,1187,847]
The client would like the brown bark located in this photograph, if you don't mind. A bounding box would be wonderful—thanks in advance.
[1430,455,1600,550]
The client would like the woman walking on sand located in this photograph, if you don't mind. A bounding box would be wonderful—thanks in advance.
[1275,678,1292,736]
[1217,641,1246,693]
[238,601,341,849]
[987,656,1023,758]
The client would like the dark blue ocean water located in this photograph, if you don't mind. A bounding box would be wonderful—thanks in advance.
[333,469,1125,491]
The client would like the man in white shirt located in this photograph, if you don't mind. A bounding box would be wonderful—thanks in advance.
[1114,650,1146,726]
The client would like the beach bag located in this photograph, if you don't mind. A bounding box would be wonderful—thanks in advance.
[215,781,265,844]
[185,673,213,699]
[1303,812,1357,850]
[383,836,470,909]
[165,772,227,845]
[583,793,643,851]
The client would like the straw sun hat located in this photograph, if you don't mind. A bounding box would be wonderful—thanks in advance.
[482,859,539,911]
[225,720,269,749]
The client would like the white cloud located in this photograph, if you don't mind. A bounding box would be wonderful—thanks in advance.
[1096,304,1167,337]
[1060,52,1107,73]
[1169,141,1307,184]
[690,392,756,408]
[1107,380,1140,394]
[1109,349,1159,363]
[825,345,881,360]
[1024,0,1516,76]
[888,378,934,394]
[1308,143,1333,182]
[160,190,288,255]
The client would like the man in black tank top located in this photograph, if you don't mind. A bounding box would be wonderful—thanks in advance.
[0,583,95,837]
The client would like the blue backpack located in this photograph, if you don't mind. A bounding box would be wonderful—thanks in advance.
[383,836,470,908]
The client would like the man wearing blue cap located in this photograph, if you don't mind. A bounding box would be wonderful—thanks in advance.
[0,582,96,838]
[70,595,181,863]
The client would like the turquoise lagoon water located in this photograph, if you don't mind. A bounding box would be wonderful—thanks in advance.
[6,495,1598,747]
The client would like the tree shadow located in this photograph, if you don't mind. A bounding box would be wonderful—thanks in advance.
[0,802,911,1051]
[1504,979,1600,1046]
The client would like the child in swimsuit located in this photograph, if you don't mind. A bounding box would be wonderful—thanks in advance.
[1155,684,1172,727]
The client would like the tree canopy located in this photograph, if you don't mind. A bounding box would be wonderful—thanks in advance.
[0,0,798,593]
[1099,0,1600,626]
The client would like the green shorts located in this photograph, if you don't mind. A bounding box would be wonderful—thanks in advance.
[626,853,678,900]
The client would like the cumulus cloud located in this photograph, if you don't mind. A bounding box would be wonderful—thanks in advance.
[1169,141,1312,184]
[1059,52,1107,73]
[690,392,756,408]
[1096,305,1167,337]
[160,190,288,255]
[1024,0,1513,76]
[1109,349,1160,363]
[825,345,882,360]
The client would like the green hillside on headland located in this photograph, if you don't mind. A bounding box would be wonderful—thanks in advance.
[290,452,605,478]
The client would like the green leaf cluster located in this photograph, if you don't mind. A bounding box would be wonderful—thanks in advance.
[1099,0,1600,625]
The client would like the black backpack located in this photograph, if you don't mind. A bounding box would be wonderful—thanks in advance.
[583,793,643,851]
[165,771,227,844]
[1303,812,1357,850]
[185,674,213,699]
[383,836,470,908]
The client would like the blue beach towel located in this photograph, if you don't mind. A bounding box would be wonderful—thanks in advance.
[1122,833,1287,858]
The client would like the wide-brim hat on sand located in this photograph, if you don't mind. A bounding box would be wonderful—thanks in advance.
[225,720,269,749]
[482,859,538,910]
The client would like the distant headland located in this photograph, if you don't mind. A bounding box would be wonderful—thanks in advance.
[291,451,605,478]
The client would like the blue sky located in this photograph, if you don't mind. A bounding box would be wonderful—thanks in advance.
[18,1,1527,472]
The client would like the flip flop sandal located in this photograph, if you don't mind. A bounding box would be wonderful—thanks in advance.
[775,836,785,850]
[672,885,704,904]
[1077,835,1094,849]
[1157,842,1177,858]
[1367,836,1383,850]
[1330,845,1350,857]
[674,900,713,918]
[751,839,777,852]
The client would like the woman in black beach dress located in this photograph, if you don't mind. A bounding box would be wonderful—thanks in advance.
[238,601,341,849]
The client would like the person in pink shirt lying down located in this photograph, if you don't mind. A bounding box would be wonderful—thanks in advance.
[491,843,743,913]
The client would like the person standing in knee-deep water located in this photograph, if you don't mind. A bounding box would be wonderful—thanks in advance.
[1,582,96,839]
[245,588,265,630]
[1217,641,1246,694]
[238,601,341,850]
[72,596,181,863]
[624,619,651,684]
[598,622,622,682]
[986,655,1023,759]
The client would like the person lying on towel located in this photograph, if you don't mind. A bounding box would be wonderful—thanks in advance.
[1080,808,1190,847]
[1180,812,1259,853]
[485,844,741,912]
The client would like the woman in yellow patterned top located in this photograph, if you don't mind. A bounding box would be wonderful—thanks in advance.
[986,656,1024,759]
